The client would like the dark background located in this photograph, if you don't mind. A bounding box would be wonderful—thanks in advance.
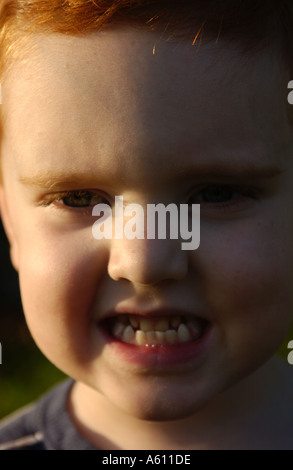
[0,219,65,419]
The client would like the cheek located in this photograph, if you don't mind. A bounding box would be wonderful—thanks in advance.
[17,229,109,366]
[197,219,293,359]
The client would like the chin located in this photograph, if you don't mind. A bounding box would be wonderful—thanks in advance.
[114,387,210,422]
[135,407,196,422]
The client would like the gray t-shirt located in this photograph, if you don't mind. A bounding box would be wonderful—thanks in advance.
[0,379,96,450]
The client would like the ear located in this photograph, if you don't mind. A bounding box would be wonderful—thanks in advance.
[0,185,19,271]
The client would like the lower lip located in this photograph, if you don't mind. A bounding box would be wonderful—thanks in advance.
[99,324,213,369]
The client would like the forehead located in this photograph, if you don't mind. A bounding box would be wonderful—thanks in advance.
[1,27,292,184]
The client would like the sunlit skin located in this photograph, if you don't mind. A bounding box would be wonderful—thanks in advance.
[1,27,293,449]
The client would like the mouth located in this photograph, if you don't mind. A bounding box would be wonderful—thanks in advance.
[98,309,213,368]
[100,312,210,348]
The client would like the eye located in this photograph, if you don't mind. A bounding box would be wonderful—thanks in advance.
[59,190,103,208]
[41,190,111,213]
[198,185,234,203]
[188,184,259,213]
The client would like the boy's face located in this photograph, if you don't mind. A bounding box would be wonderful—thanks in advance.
[1,28,293,421]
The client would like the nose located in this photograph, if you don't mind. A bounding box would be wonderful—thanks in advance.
[108,237,188,286]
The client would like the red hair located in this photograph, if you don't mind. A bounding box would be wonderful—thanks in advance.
[0,1,292,176]
[1,1,293,71]
[0,1,292,122]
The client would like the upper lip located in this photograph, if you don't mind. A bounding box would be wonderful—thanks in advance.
[100,306,207,322]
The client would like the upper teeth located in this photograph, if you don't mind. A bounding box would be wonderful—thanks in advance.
[111,314,203,347]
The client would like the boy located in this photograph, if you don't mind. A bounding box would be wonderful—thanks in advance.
[0,0,293,450]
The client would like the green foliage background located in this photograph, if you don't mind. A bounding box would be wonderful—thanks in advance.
[0,316,66,418]
[0,222,65,419]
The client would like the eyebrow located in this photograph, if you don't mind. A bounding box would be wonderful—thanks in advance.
[19,164,284,189]
[19,172,101,189]
[177,163,284,180]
